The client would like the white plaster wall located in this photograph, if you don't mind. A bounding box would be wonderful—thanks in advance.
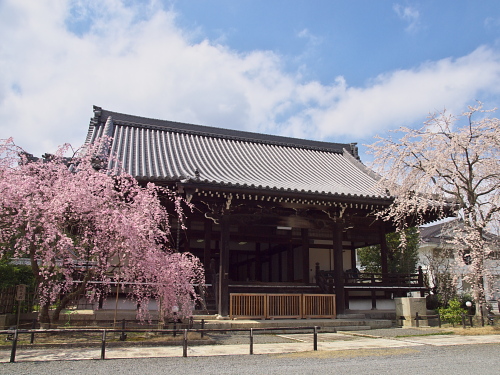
[100,297,159,310]
[348,299,395,310]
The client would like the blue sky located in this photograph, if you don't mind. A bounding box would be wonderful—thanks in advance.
[2,0,500,162]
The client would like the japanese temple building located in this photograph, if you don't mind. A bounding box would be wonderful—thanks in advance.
[85,106,428,317]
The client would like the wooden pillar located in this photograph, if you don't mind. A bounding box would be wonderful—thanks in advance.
[377,225,389,310]
[203,220,212,267]
[268,242,273,282]
[333,221,346,314]
[255,243,262,281]
[218,217,230,317]
[301,229,310,283]
[287,243,294,282]
[278,247,283,282]
[245,253,249,281]
[380,226,389,275]
[350,242,357,269]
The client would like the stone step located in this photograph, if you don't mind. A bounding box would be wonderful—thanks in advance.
[337,313,366,319]
[334,325,372,331]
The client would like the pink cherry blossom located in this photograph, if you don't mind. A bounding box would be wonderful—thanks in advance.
[369,103,500,313]
[0,138,204,325]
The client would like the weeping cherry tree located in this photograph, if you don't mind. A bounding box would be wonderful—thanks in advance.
[368,103,500,313]
[0,138,204,326]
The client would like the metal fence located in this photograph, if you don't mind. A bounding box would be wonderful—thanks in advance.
[1,325,321,363]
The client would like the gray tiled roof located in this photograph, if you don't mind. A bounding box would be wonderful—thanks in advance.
[420,219,499,245]
[85,106,386,199]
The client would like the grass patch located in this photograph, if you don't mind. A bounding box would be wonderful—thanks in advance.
[275,348,419,359]
[445,326,500,336]
[395,326,500,337]
[395,331,454,338]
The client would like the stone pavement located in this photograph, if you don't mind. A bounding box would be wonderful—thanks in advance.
[1,330,500,362]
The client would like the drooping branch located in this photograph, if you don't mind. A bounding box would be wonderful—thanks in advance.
[0,137,204,325]
[368,103,500,310]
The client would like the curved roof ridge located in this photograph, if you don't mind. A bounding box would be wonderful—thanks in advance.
[342,148,382,182]
[91,105,352,154]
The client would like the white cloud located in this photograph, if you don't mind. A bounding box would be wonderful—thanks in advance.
[306,46,500,139]
[1,0,500,158]
[393,4,421,33]
[485,16,500,30]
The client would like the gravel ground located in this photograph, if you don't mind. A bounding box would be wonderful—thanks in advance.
[206,327,444,345]
[2,343,500,375]
[208,332,297,345]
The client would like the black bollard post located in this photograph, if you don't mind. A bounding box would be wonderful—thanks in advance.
[30,319,36,344]
[469,315,474,327]
[183,329,188,357]
[10,329,18,363]
[119,319,127,341]
[462,313,466,329]
[250,328,254,355]
[201,319,205,339]
[313,326,318,351]
[101,330,107,360]
[415,312,420,328]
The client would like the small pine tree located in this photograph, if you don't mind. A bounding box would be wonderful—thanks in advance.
[438,299,467,326]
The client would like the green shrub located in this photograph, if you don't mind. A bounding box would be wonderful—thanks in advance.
[438,299,467,326]
[0,259,35,288]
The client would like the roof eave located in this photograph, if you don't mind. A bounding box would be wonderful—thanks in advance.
[175,180,393,208]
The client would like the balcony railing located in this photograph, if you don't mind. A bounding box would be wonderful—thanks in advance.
[315,265,426,294]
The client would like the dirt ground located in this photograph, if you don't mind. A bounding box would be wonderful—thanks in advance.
[1,329,207,347]
[1,324,499,348]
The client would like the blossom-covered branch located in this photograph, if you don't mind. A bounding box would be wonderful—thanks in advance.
[368,103,500,311]
[0,138,204,325]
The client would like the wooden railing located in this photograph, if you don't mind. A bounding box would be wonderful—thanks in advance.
[303,294,336,318]
[230,293,336,319]
[230,293,267,319]
[267,294,302,319]
[315,265,426,293]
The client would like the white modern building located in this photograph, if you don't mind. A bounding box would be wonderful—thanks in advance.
[419,220,500,310]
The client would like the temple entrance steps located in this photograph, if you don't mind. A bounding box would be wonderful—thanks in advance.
[337,313,366,319]
[346,309,397,321]
[190,315,393,331]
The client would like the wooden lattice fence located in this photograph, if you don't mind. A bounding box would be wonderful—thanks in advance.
[230,293,336,319]
[0,286,16,314]
[0,286,36,314]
